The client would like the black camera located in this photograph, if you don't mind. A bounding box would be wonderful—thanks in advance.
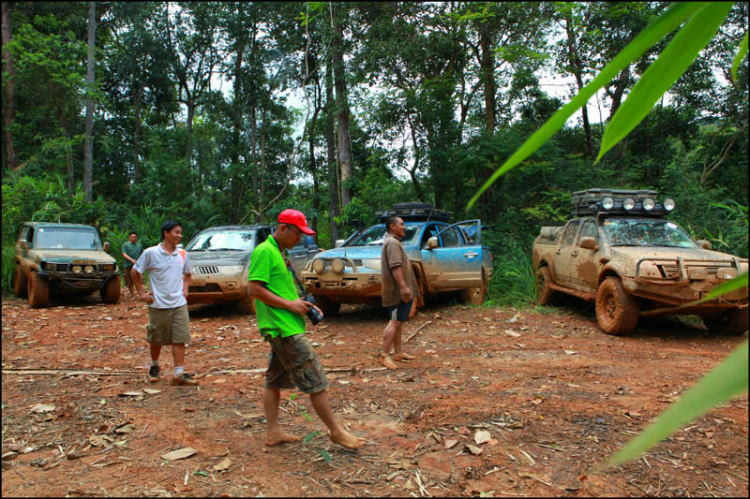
[304,294,324,325]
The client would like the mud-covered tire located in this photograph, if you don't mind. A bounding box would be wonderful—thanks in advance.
[536,267,558,306]
[595,277,639,335]
[314,295,341,317]
[236,288,256,315]
[27,271,49,309]
[702,308,749,336]
[461,269,488,306]
[100,276,121,304]
[14,266,28,298]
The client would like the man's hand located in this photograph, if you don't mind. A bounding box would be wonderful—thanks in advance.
[400,285,413,304]
[288,298,312,316]
[140,291,154,304]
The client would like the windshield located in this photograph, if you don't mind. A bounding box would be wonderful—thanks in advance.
[347,224,421,246]
[35,227,101,250]
[186,230,255,251]
[602,219,697,248]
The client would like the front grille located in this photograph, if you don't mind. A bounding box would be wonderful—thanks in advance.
[189,283,222,293]
[197,266,219,275]
[55,263,70,272]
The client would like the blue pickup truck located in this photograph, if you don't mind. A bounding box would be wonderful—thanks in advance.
[300,204,493,316]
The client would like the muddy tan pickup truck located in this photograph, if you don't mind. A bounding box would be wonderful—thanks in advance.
[532,189,748,336]
[14,222,121,308]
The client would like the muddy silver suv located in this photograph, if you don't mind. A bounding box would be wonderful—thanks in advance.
[14,222,121,308]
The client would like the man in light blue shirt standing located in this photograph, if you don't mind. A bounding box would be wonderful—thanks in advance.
[132,220,198,386]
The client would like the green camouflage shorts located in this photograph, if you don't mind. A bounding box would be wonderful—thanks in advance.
[262,333,328,395]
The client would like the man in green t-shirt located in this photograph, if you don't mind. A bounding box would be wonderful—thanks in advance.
[248,209,365,450]
[121,231,144,299]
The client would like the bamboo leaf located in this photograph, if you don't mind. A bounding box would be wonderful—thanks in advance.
[598,2,733,161]
[466,2,707,209]
[601,339,748,469]
[732,32,748,82]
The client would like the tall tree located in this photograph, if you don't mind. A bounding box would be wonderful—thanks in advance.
[2,2,18,170]
[330,2,353,208]
[83,1,97,202]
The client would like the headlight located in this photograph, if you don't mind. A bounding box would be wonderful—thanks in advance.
[312,259,326,274]
[73,265,82,274]
[43,262,56,271]
[220,265,245,275]
[642,198,655,211]
[331,258,345,274]
[623,197,635,210]
[601,196,615,210]
[84,265,94,274]
[664,198,675,211]
[362,259,381,270]
[638,261,662,279]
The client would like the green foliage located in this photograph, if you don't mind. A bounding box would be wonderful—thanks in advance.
[2,246,15,292]
[484,241,536,308]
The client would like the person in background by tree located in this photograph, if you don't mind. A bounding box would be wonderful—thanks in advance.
[132,220,198,386]
[121,230,143,299]
[380,216,420,369]
[248,209,365,449]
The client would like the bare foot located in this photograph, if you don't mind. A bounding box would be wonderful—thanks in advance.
[381,354,397,369]
[394,352,415,361]
[265,430,300,446]
[330,430,366,449]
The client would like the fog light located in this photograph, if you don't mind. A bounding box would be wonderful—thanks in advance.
[601,196,614,210]
[84,265,94,274]
[313,259,326,274]
[623,197,635,210]
[331,258,345,274]
[643,198,655,211]
[73,266,82,274]
[664,198,675,211]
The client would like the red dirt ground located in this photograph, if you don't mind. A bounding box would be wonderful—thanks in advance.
[2,292,748,497]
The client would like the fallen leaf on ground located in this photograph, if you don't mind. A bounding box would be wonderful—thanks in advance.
[466,444,483,455]
[504,330,521,337]
[143,389,161,395]
[444,439,459,449]
[213,458,232,471]
[563,350,577,355]
[115,424,134,434]
[30,404,56,413]
[474,430,491,445]
[120,391,145,397]
[161,447,197,461]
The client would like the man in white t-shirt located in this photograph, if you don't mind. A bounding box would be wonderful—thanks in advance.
[132,220,198,386]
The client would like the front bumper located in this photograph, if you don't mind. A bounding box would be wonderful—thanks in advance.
[41,271,120,293]
[187,277,247,304]
[302,267,382,303]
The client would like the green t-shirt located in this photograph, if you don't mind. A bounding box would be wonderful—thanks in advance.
[247,236,306,338]
[122,241,144,268]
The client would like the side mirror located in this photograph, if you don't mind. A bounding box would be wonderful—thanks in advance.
[426,237,438,250]
[334,239,345,248]
[697,239,712,251]
[103,242,111,251]
[20,240,28,250]
[579,237,597,250]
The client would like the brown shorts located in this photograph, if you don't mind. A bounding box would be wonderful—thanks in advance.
[263,334,328,395]
[123,267,134,288]
[146,305,191,346]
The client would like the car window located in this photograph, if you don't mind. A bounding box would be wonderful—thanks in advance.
[440,227,460,248]
[35,228,101,250]
[421,224,439,248]
[580,220,598,243]
[186,230,255,251]
[602,219,697,248]
[561,221,581,245]
[257,229,270,244]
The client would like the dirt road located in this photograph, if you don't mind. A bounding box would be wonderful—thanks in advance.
[2,293,748,497]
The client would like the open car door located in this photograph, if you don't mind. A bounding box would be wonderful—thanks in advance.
[420,220,483,291]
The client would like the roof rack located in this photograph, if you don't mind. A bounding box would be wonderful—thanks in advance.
[375,203,452,222]
[571,188,675,217]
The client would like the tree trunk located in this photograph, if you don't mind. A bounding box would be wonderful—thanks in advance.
[231,43,244,223]
[564,16,594,159]
[133,85,142,184]
[2,2,18,170]
[479,27,496,133]
[83,1,97,202]
[325,60,339,243]
[331,4,352,208]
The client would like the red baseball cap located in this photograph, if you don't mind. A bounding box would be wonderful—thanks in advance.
[278,209,316,235]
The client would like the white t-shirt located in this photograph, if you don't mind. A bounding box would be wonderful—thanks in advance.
[133,243,191,309]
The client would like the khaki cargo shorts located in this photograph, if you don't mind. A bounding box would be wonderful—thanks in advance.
[262,333,328,395]
[146,305,191,346]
